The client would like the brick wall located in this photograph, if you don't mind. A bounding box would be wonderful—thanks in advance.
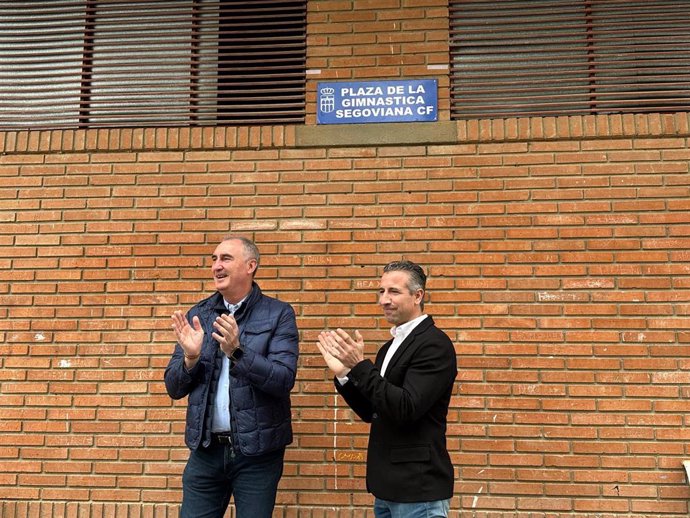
[2,114,690,518]
[305,0,450,123]
[3,1,690,517]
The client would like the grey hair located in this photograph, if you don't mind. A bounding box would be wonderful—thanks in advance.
[222,235,260,275]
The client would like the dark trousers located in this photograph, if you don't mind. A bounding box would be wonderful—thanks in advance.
[180,441,285,518]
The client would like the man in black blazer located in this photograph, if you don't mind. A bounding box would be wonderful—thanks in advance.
[317,260,457,518]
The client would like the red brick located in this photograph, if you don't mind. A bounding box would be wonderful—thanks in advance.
[3,45,690,518]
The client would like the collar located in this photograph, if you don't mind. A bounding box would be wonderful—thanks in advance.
[223,296,246,315]
[390,314,428,339]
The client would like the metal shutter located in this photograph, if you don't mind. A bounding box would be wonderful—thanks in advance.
[0,0,306,129]
[450,0,690,119]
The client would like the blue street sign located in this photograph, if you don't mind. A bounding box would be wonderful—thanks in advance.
[316,79,437,125]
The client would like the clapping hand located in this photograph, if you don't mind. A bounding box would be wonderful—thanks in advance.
[317,328,364,377]
[171,311,203,361]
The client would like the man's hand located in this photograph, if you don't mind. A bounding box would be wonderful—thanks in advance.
[317,331,350,378]
[317,328,364,376]
[212,313,241,358]
[171,311,204,367]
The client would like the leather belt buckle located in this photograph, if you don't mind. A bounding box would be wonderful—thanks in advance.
[213,433,232,445]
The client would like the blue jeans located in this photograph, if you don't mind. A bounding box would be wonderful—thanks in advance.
[180,441,285,518]
[374,498,450,518]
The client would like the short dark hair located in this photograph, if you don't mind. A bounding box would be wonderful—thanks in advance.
[383,260,427,308]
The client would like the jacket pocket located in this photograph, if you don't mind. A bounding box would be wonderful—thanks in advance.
[243,319,274,335]
[240,319,274,352]
[390,445,431,463]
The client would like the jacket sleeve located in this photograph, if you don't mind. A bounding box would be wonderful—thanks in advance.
[335,373,376,423]
[345,330,457,426]
[164,344,205,400]
[229,303,299,398]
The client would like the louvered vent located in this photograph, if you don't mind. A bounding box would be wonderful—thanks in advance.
[0,0,307,129]
[450,0,690,118]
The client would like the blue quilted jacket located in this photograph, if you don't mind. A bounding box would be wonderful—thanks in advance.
[164,283,299,454]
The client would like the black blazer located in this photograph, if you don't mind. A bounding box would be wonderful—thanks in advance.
[335,316,457,502]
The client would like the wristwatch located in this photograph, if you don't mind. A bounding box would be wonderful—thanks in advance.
[228,346,244,362]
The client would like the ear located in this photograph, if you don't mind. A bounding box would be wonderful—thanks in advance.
[247,259,258,276]
[415,288,425,305]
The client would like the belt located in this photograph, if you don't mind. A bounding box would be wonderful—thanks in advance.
[211,433,233,445]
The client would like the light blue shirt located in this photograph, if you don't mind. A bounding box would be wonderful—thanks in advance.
[211,298,244,433]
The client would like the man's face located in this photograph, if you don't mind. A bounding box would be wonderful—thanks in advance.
[211,239,255,299]
[378,270,424,326]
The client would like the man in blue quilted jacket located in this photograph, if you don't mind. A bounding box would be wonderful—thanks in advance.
[164,235,299,518]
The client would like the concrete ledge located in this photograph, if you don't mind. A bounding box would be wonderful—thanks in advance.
[295,121,458,147]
